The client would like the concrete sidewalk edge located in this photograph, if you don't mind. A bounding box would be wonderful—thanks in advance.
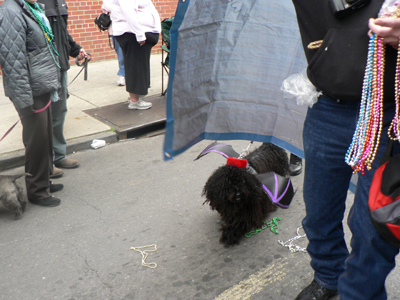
[0,130,118,172]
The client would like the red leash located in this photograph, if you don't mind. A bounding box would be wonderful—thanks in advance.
[0,100,52,142]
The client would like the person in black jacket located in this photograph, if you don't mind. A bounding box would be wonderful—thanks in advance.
[0,0,63,207]
[37,0,87,178]
[292,1,400,299]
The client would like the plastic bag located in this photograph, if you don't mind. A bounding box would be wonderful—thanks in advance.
[281,69,321,108]
[378,0,400,17]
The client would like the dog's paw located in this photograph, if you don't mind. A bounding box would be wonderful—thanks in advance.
[14,212,23,220]
[220,228,241,246]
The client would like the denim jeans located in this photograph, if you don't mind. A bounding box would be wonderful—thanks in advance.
[112,35,125,77]
[302,95,399,299]
[52,70,68,164]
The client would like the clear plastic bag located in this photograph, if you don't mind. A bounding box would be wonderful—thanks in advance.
[281,69,321,108]
[378,0,400,17]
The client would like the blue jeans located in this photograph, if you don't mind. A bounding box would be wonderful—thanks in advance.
[112,36,125,77]
[52,70,68,164]
[302,96,399,299]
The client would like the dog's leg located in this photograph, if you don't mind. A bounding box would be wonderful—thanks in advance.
[0,194,23,220]
[15,182,27,213]
[220,225,244,246]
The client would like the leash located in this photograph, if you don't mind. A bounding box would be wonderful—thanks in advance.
[0,119,21,142]
[278,226,307,253]
[0,100,52,142]
[238,141,253,159]
[245,217,281,237]
[2,54,91,142]
[68,53,92,85]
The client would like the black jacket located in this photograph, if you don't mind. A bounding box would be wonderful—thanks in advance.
[292,0,397,102]
[38,0,81,72]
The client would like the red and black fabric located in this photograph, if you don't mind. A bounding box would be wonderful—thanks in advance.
[369,139,400,247]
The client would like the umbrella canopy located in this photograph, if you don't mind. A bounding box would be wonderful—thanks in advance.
[163,0,307,160]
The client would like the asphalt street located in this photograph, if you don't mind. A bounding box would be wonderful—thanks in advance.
[1,135,400,299]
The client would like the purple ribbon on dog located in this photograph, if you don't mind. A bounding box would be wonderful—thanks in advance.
[195,142,240,160]
[256,172,295,208]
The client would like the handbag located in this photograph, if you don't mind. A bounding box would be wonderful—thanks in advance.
[94,13,111,31]
[368,138,400,247]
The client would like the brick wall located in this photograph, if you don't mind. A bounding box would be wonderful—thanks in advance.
[0,0,178,64]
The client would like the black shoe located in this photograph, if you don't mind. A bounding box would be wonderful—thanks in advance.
[295,280,338,300]
[289,154,303,176]
[50,182,64,193]
[29,196,61,207]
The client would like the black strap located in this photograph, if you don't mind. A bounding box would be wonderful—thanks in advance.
[379,138,395,166]
[68,54,92,85]
[108,33,114,50]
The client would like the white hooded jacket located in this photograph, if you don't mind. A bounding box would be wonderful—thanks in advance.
[109,0,161,42]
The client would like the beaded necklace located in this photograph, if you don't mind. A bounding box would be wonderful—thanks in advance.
[388,40,400,140]
[24,1,60,69]
[345,1,400,175]
[345,33,386,174]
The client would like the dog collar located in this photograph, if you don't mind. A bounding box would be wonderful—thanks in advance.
[226,157,248,168]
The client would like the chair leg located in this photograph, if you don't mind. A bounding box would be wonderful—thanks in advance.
[161,50,165,96]
[161,62,164,96]
[161,63,169,96]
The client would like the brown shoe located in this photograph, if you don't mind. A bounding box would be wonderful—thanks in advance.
[55,157,80,169]
[50,166,64,179]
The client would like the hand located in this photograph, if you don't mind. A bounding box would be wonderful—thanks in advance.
[19,105,35,118]
[369,18,400,49]
[139,41,146,46]
[77,48,88,60]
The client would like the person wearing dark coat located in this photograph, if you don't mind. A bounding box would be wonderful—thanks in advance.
[37,0,87,178]
[0,0,63,206]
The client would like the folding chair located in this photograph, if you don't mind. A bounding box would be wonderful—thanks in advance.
[161,17,174,96]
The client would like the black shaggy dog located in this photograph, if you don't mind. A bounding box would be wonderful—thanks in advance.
[0,173,30,220]
[197,142,294,246]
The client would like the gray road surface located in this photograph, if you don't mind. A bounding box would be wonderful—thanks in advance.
[1,135,400,300]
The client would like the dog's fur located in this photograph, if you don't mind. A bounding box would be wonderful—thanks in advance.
[0,173,29,220]
[202,143,289,246]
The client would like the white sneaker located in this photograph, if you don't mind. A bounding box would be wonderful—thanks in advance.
[117,76,125,86]
[128,99,152,110]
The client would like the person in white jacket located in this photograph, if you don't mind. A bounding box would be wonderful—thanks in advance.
[110,0,161,110]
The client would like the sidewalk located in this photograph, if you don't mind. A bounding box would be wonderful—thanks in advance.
[0,53,167,171]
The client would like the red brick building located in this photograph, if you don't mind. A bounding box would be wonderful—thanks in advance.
[0,0,178,63]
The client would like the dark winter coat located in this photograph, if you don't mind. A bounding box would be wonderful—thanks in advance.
[292,0,397,102]
[0,0,60,117]
[38,0,81,72]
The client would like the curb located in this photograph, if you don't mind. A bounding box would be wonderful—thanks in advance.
[0,131,118,172]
